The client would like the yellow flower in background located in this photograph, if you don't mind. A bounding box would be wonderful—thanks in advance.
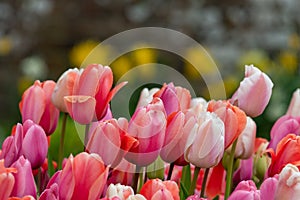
[69,40,112,67]
[184,47,217,80]
[223,76,240,97]
[0,36,12,56]
[278,50,298,74]
[288,33,300,50]
[111,56,132,80]
[238,50,271,73]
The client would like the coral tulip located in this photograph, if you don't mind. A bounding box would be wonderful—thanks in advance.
[267,134,300,177]
[230,64,273,117]
[286,88,300,117]
[184,111,225,168]
[19,80,59,135]
[86,118,138,168]
[51,68,82,112]
[125,98,167,166]
[0,159,16,200]
[207,100,247,149]
[64,64,127,124]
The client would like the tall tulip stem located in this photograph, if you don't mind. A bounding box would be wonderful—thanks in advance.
[167,162,175,180]
[132,165,141,193]
[189,166,201,195]
[225,139,238,199]
[200,168,210,197]
[84,124,90,151]
[58,113,68,169]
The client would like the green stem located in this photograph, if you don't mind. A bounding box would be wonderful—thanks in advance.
[37,167,42,195]
[132,165,141,193]
[84,124,90,151]
[138,167,144,192]
[225,139,238,200]
[58,113,68,169]
[200,168,210,197]
[167,162,175,180]
[189,166,201,195]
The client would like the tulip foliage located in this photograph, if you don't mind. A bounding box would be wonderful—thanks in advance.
[2,63,300,200]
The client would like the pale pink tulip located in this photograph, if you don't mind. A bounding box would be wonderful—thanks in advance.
[207,100,247,149]
[287,88,300,117]
[10,156,36,198]
[228,180,260,200]
[136,87,159,108]
[0,159,16,200]
[260,176,278,200]
[19,80,59,135]
[160,111,197,165]
[188,97,207,117]
[184,112,225,168]
[64,64,127,124]
[275,164,300,200]
[86,118,138,168]
[125,98,167,166]
[105,183,134,200]
[51,68,82,112]
[230,64,273,117]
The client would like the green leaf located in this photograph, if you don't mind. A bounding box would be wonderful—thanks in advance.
[180,180,190,200]
[179,164,192,200]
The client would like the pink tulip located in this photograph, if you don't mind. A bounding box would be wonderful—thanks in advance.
[207,100,247,149]
[186,195,207,200]
[260,176,278,200]
[19,80,59,135]
[228,116,256,159]
[39,184,59,200]
[0,120,48,169]
[125,98,167,166]
[64,64,127,124]
[86,118,138,168]
[286,88,300,117]
[268,115,300,150]
[228,180,260,200]
[8,196,36,200]
[188,97,207,117]
[230,64,273,117]
[0,159,16,200]
[106,159,135,186]
[51,68,82,112]
[10,156,36,198]
[184,111,225,168]
[154,83,191,116]
[49,152,109,200]
[275,164,300,200]
[136,88,159,108]
[160,111,197,165]
[233,157,253,186]
[139,179,180,200]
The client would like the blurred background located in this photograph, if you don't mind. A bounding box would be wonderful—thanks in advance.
[1,0,300,143]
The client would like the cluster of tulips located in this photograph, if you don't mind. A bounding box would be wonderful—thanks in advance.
[1,63,300,200]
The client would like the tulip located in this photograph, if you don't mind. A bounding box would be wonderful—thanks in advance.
[136,87,159,109]
[275,164,300,200]
[233,157,253,186]
[86,118,138,168]
[105,183,134,199]
[10,156,36,198]
[227,180,260,200]
[154,83,191,116]
[125,98,167,166]
[184,111,225,168]
[253,138,270,182]
[230,64,273,117]
[64,64,127,124]
[8,196,36,200]
[107,159,135,186]
[228,117,256,159]
[286,88,300,117]
[188,97,207,117]
[186,195,207,200]
[260,176,278,200]
[139,179,180,200]
[19,80,59,135]
[267,134,300,177]
[268,115,300,150]
[207,100,247,149]
[206,162,226,200]
[160,111,197,165]
[0,159,17,200]
[39,183,59,200]
[51,68,82,112]
[48,152,109,200]
[0,120,48,169]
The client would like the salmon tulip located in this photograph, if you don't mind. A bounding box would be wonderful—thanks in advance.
[64,64,127,124]
[19,80,59,135]
[230,64,273,117]
[0,159,16,200]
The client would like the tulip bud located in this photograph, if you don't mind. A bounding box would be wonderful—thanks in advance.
[286,88,300,117]
[228,180,259,200]
[0,159,16,199]
[260,176,278,200]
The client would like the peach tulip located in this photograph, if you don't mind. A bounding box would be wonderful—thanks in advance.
[184,111,225,168]
[64,64,127,124]
[275,164,300,200]
[125,98,167,166]
[207,100,247,149]
[19,80,59,135]
[268,134,300,177]
[0,159,16,200]
[51,68,82,112]
[86,118,138,168]
[230,64,273,117]
[286,88,300,117]
[139,179,180,200]
[160,111,197,165]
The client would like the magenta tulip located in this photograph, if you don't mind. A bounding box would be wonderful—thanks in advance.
[64,64,126,124]
[230,64,273,117]
[10,156,36,198]
[19,80,59,135]
[39,184,59,200]
[125,98,167,166]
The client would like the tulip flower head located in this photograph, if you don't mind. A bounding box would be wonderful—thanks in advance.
[0,159,17,200]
